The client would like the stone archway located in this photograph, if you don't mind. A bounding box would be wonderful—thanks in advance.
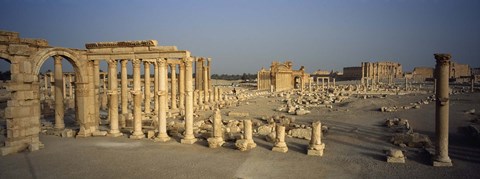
[30,48,92,137]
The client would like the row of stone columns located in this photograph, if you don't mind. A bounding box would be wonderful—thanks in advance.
[41,72,75,100]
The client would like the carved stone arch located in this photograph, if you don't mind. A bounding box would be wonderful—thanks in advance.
[0,53,12,63]
[31,48,87,82]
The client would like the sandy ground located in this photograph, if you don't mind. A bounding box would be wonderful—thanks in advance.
[1,86,480,178]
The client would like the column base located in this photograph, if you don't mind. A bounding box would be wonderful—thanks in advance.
[272,146,288,153]
[207,137,225,148]
[129,132,145,139]
[387,156,405,163]
[433,160,453,167]
[107,131,123,137]
[92,131,108,136]
[154,134,171,142]
[181,138,197,144]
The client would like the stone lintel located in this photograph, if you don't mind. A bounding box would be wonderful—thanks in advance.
[85,40,158,49]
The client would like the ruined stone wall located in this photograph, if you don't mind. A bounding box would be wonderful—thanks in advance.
[413,67,433,81]
[450,62,470,78]
[342,67,362,80]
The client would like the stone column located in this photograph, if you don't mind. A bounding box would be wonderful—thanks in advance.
[62,75,67,99]
[207,108,224,148]
[471,75,475,93]
[272,125,288,153]
[307,121,325,156]
[120,60,128,128]
[405,77,408,91]
[203,66,209,103]
[333,78,336,88]
[433,53,452,167]
[244,119,256,148]
[54,55,65,130]
[195,57,204,90]
[153,61,159,122]
[170,64,178,110]
[193,90,198,107]
[214,87,219,102]
[50,73,54,99]
[107,59,121,137]
[179,64,185,109]
[181,57,197,144]
[68,74,73,98]
[144,61,151,114]
[130,59,144,139]
[155,59,171,142]
[93,60,100,125]
[361,62,365,85]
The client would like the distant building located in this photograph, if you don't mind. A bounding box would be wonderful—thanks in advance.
[257,61,309,92]
[341,61,403,82]
[449,62,470,79]
[412,67,434,81]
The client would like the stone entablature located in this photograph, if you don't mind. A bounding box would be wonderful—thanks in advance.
[85,40,158,49]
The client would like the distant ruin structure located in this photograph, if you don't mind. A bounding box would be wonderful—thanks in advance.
[342,61,403,83]
[257,61,309,92]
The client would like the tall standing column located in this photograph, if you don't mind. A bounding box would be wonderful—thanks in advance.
[433,53,452,167]
[155,59,171,142]
[130,59,144,139]
[170,64,178,110]
[361,62,365,85]
[181,57,197,144]
[471,75,475,93]
[120,60,128,127]
[68,74,73,98]
[179,64,185,110]
[153,62,159,122]
[93,60,100,125]
[62,75,67,99]
[203,66,209,103]
[107,59,121,137]
[54,55,65,130]
[144,62,151,114]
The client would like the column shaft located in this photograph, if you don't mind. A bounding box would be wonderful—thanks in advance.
[108,60,121,136]
[130,59,144,139]
[144,62,151,114]
[54,56,65,129]
[120,60,128,127]
[171,64,177,110]
[181,57,197,144]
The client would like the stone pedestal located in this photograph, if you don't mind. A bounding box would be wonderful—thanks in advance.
[272,125,288,153]
[307,121,325,156]
[432,53,452,167]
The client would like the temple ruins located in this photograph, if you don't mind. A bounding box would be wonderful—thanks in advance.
[257,61,310,92]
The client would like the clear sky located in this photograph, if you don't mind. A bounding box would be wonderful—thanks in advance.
[0,0,479,74]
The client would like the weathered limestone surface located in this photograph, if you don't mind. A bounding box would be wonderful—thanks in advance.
[433,53,453,167]
[207,108,224,148]
[272,125,288,153]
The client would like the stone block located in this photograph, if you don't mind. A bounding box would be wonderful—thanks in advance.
[387,156,405,163]
[227,111,249,117]
[181,138,197,144]
[433,160,453,167]
[147,130,155,139]
[92,131,107,136]
[61,129,75,138]
[307,149,324,156]
[8,44,32,55]
[272,146,288,153]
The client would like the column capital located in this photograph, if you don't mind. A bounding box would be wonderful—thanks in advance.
[54,55,62,63]
[434,53,451,66]
[132,59,141,67]
[143,61,151,65]
[121,59,128,65]
[157,58,167,66]
[183,57,193,67]
[107,59,118,66]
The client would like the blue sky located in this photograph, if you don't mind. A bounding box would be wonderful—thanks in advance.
[1,0,479,74]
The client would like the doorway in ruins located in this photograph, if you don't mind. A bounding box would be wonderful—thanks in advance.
[37,54,79,135]
[294,76,301,89]
[0,58,11,144]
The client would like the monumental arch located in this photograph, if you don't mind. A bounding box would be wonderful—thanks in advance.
[0,30,212,155]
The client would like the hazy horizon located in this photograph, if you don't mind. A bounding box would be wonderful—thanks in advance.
[1,0,479,74]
